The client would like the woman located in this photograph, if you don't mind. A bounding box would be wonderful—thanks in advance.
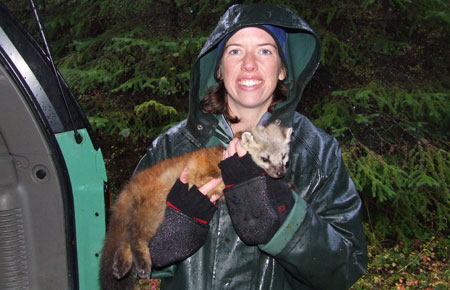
[135,3,367,289]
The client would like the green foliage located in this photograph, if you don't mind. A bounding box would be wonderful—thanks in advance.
[85,95,184,143]
[58,28,198,140]
[346,142,449,241]
[313,84,450,241]
[343,145,407,202]
[58,29,205,96]
[300,0,450,88]
[29,1,209,141]
[314,84,449,141]
[133,99,184,139]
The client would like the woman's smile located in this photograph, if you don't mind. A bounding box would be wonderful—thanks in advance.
[238,78,263,89]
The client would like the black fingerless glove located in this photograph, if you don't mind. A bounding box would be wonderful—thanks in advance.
[223,176,294,245]
[218,153,264,186]
[149,180,217,268]
[150,207,209,269]
[167,179,217,224]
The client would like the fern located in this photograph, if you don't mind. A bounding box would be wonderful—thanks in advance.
[59,68,114,93]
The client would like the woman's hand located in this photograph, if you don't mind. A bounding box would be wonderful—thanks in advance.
[223,137,247,160]
[218,137,294,245]
[179,166,223,203]
[219,138,262,186]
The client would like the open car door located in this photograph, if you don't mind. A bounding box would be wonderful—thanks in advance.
[0,3,107,289]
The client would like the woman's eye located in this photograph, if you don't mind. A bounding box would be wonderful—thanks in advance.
[260,49,272,55]
[229,49,241,55]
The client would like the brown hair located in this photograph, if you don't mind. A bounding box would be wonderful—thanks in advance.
[200,80,289,123]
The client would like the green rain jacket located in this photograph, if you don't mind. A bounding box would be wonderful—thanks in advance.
[135,4,367,290]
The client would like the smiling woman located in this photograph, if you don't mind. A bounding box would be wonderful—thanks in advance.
[218,27,287,133]
[131,3,367,290]
[200,25,290,131]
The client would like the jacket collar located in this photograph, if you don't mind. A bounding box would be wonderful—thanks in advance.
[186,111,281,148]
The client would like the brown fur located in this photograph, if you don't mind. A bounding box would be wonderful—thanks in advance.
[99,124,292,290]
[100,146,224,289]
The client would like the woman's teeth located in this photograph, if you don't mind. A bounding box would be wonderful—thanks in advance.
[239,79,262,86]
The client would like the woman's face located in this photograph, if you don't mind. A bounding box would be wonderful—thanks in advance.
[219,27,286,116]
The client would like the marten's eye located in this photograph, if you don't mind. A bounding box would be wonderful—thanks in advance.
[261,156,270,163]
[282,153,288,165]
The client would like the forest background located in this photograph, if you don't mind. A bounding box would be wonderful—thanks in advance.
[3,0,449,289]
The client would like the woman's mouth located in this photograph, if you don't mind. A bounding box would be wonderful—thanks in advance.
[238,79,262,87]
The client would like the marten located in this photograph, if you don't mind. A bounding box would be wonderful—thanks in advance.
[100,124,293,290]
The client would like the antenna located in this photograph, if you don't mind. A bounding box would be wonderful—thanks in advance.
[28,0,83,144]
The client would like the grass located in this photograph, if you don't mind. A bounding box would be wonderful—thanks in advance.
[352,236,449,289]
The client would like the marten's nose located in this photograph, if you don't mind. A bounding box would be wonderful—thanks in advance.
[275,167,285,178]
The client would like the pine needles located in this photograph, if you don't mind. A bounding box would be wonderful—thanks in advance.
[313,84,450,242]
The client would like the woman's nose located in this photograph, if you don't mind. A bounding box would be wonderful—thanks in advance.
[241,53,257,71]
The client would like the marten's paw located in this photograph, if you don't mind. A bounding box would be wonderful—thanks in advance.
[131,241,152,279]
[112,243,132,279]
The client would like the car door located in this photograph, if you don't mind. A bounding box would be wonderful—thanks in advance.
[0,3,107,289]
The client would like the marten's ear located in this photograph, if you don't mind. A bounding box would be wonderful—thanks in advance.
[240,132,253,145]
[240,132,258,149]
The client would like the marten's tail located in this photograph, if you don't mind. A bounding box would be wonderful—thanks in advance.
[99,245,135,289]
[99,213,135,290]
[99,231,136,290]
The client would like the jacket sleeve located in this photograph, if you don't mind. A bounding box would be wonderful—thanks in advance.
[258,141,368,290]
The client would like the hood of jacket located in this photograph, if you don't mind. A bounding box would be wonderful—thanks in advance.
[186,3,321,139]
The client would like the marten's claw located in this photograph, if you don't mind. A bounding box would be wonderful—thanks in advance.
[135,263,151,279]
[133,252,152,279]
[131,241,152,279]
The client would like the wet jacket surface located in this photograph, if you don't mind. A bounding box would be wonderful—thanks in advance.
[135,4,367,289]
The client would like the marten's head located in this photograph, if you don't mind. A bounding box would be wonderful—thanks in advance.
[240,124,292,179]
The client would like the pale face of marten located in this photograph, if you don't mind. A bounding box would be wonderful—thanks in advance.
[240,124,293,178]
